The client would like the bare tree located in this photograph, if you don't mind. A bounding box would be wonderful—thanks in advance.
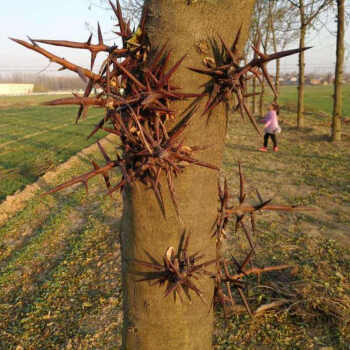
[249,0,298,115]
[332,0,345,141]
[288,0,333,128]
[268,1,299,94]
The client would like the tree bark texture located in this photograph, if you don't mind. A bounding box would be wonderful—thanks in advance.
[332,0,344,141]
[120,1,255,349]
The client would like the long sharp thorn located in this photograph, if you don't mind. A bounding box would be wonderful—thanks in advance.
[92,160,111,191]
[256,189,264,204]
[238,162,245,204]
[32,38,109,52]
[149,44,167,72]
[163,54,187,83]
[87,117,105,139]
[115,0,126,38]
[97,141,111,162]
[166,171,180,218]
[91,52,97,71]
[107,179,126,196]
[218,34,236,63]
[10,38,100,81]
[151,181,166,217]
[261,65,277,98]
[139,6,148,32]
[263,47,312,63]
[238,288,253,317]
[44,162,117,195]
[114,60,146,90]
[226,282,234,307]
[87,33,92,45]
[240,247,255,272]
[97,22,103,45]
[42,96,103,107]
[243,100,261,136]
[231,25,242,52]
[240,221,254,251]
[27,36,37,46]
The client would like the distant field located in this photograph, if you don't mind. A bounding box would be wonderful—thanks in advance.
[0,95,106,201]
[276,84,350,118]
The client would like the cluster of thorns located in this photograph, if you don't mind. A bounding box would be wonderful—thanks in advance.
[134,164,310,316]
[12,1,311,313]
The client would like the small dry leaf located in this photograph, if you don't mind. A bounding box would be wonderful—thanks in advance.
[254,299,289,316]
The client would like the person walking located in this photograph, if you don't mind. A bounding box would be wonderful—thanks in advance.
[259,102,281,152]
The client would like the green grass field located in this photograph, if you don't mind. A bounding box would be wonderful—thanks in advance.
[0,96,106,201]
[275,84,350,118]
[0,90,349,349]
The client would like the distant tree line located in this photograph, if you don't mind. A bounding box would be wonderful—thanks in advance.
[0,73,85,92]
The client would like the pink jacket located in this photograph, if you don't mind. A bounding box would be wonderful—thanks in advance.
[262,110,279,134]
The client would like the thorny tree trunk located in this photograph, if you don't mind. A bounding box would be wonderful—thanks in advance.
[332,0,344,141]
[120,1,255,349]
[297,1,306,128]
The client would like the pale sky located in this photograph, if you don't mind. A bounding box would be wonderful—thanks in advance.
[0,1,348,76]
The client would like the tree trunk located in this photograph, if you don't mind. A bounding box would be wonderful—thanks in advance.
[271,21,280,95]
[297,26,306,128]
[297,1,306,128]
[276,58,280,95]
[259,25,270,117]
[120,1,255,350]
[332,0,344,141]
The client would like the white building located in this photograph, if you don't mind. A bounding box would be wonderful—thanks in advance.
[0,84,34,96]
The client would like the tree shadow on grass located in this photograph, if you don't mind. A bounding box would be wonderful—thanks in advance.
[302,133,331,142]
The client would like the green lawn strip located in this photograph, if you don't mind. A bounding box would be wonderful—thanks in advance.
[0,196,57,266]
[1,196,122,350]
[270,84,350,118]
[0,136,120,260]
[0,106,79,125]
[0,193,87,290]
[0,106,107,201]
[0,188,105,345]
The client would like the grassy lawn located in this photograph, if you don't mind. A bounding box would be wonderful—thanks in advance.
[277,84,350,118]
[0,91,349,349]
[0,95,106,201]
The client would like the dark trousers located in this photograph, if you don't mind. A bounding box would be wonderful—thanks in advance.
[264,133,277,148]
